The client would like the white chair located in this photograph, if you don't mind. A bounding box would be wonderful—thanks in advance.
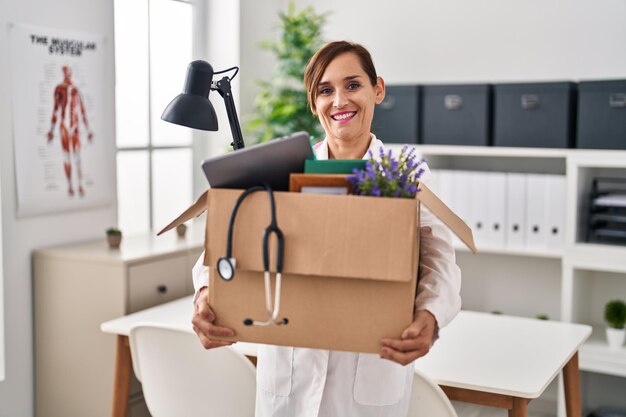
[129,323,256,417]
[407,368,458,417]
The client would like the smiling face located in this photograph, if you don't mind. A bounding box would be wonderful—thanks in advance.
[313,52,385,150]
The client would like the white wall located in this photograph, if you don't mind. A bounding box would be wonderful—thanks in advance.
[239,0,626,120]
[0,0,117,414]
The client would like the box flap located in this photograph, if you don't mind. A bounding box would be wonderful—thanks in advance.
[416,183,477,254]
[206,189,418,283]
[156,191,208,236]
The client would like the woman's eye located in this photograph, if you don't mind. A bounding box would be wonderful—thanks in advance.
[347,82,361,90]
[319,88,332,95]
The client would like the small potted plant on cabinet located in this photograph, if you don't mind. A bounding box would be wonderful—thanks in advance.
[604,299,626,350]
[106,227,122,250]
[176,223,187,238]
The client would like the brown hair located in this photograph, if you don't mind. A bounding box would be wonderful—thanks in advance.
[304,41,378,115]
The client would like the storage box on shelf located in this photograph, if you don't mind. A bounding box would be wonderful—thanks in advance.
[33,224,204,417]
[421,84,491,146]
[577,79,626,150]
[372,84,420,144]
[493,82,577,148]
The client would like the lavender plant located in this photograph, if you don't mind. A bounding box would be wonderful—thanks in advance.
[347,146,426,198]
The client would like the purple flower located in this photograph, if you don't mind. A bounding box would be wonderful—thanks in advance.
[349,146,425,198]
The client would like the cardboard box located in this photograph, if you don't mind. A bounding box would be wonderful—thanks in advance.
[160,184,475,353]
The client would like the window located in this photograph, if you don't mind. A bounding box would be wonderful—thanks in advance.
[0,177,4,381]
[114,0,194,235]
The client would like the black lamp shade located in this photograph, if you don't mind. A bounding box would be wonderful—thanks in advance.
[161,60,219,131]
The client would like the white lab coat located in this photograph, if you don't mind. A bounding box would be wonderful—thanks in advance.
[192,134,461,417]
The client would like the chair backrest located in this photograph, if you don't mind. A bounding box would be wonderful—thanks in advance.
[407,368,458,417]
[129,323,256,417]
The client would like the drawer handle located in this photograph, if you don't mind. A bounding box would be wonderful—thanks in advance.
[521,94,539,110]
[379,96,396,110]
[157,285,168,295]
[609,93,626,108]
[444,94,462,110]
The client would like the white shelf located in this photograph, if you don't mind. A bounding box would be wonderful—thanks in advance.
[454,241,563,259]
[579,326,626,378]
[388,144,626,160]
[567,243,626,273]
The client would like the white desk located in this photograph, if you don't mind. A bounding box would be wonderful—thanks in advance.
[101,296,591,417]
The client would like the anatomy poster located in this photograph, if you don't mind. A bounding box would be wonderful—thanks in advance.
[9,23,113,217]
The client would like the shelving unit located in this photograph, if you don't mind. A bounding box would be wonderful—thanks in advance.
[394,144,626,416]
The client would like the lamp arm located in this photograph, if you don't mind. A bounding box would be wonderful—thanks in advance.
[214,76,245,150]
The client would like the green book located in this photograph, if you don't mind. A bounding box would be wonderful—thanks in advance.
[304,159,366,174]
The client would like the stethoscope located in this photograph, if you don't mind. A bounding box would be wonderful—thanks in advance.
[217,184,289,327]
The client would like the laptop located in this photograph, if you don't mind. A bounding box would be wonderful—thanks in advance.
[201,131,315,191]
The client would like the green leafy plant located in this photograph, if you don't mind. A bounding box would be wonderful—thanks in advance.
[245,1,328,143]
[535,314,549,321]
[605,299,626,329]
[106,227,121,236]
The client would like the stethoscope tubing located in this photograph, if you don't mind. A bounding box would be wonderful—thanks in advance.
[220,183,288,327]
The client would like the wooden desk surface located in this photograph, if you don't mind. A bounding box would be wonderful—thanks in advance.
[101,296,591,399]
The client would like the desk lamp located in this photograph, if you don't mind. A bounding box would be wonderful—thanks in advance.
[161,60,245,150]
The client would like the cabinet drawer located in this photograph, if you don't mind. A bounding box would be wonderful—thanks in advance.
[128,255,189,313]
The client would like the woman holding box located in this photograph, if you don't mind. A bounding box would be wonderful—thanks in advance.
[191,40,461,417]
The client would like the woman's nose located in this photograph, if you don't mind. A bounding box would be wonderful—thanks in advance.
[333,90,347,108]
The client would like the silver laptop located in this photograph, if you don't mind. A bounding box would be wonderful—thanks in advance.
[201,131,314,191]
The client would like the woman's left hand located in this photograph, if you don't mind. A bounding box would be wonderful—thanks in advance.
[379,310,437,365]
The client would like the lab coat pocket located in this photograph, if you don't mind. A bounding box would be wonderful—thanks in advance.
[257,344,294,397]
[353,353,407,406]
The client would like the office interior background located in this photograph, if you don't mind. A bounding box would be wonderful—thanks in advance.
[1,0,626,416]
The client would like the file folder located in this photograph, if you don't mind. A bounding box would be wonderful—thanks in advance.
[450,170,473,225]
[449,170,474,247]
[506,173,527,248]
[469,171,490,247]
[525,174,549,248]
[434,169,455,209]
[485,172,507,247]
[546,175,566,249]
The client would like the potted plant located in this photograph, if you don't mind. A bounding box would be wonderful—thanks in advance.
[176,223,187,238]
[106,227,122,250]
[604,299,626,350]
[245,1,327,144]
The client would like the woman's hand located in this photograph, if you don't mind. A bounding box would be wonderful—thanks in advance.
[379,310,437,365]
[192,286,236,349]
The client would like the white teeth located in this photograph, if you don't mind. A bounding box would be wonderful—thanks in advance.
[332,112,356,120]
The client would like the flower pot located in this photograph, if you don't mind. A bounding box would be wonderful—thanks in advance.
[176,223,187,238]
[107,234,122,249]
[606,327,625,350]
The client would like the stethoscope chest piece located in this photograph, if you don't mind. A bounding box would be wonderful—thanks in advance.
[217,257,236,281]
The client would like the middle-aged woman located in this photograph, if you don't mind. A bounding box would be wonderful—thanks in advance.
[191,40,461,417]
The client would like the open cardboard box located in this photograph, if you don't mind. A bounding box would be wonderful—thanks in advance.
[159,183,475,353]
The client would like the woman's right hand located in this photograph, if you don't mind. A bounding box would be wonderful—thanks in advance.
[192,286,236,349]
